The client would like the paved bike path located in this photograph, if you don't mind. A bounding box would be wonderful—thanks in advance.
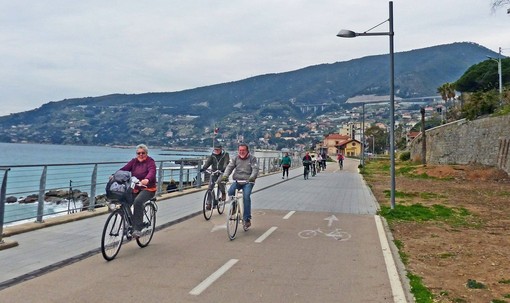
[0,159,412,302]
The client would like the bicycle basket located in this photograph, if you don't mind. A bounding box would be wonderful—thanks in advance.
[105,170,133,202]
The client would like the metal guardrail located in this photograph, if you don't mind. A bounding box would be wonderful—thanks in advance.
[0,155,300,241]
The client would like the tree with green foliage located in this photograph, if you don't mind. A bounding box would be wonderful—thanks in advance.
[364,125,388,154]
[455,58,510,92]
[460,90,500,120]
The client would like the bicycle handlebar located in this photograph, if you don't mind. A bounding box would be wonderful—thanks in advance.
[220,179,255,185]
[204,169,223,175]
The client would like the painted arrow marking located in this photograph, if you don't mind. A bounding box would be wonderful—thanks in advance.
[324,215,339,227]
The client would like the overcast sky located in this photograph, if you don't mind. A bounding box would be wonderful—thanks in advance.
[1,0,508,116]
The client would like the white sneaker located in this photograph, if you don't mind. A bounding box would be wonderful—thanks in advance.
[132,230,142,238]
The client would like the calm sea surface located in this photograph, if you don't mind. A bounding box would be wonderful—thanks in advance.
[0,142,206,166]
[0,143,209,225]
[1,143,280,225]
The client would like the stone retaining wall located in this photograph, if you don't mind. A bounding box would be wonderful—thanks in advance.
[409,115,510,175]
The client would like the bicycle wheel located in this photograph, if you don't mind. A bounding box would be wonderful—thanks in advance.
[216,187,225,214]
[101,209,125,261]
[298,230,317,239]
[203,190,214,220]
[137,202,157,247]
[226,200,239,240]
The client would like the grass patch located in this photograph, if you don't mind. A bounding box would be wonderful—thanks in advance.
[419,192,444,200]
[438,252,456,259]
[490,299,507,303]
[382,189,445,201]
[397,166,415,175]
[499,279,510,284]
[379,204,476,227]
[498,191,510,197]
[393,239,409,265]
[466,279,486,289]
[408,273,434,303]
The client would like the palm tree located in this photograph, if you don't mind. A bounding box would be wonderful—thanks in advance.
[437,84,448,102]
[437,82,456,102]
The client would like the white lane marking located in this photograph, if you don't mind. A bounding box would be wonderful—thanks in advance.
[189,259,239,296]
[283,211,295,220]
[324,215,338,227]
[254,226,278,243]
[211,224,226,232]
[374,215,407,303]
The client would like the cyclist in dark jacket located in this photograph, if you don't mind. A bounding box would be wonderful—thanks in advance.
[201,145,230,204]
[302,152,312,178]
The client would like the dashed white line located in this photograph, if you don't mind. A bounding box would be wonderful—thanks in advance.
[254,226,278,243]
[189,259,238,296]
[374,215,407,303]
[283,211,295,219]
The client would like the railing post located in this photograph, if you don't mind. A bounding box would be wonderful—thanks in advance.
[0,169,10,243]
[36,166,47,223]
[263,158,267,175]
[88,164,97,211]
[179,159,184,192]
[157,161,164,195]
[196,160,202,188]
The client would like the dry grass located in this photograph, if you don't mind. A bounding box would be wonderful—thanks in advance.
[364,160,510,303]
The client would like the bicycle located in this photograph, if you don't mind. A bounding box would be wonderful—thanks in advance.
[202,169,226,220]
[303,161,310,180]
[339,160,343,170]
[225,180,251,240]
[101,177,158,261]
[311,162,317,177]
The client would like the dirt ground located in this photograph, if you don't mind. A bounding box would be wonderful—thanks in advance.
[363,162,510,303]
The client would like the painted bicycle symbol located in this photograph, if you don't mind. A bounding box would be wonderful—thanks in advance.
[298,228,351,241]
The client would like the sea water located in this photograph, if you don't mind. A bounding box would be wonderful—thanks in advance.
[0,142,209,225]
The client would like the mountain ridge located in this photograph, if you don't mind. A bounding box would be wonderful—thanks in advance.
[0,41,499,147]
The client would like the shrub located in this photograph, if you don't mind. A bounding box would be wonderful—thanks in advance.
[399,151,411,161]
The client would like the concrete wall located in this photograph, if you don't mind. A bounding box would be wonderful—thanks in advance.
[409,115,510,174]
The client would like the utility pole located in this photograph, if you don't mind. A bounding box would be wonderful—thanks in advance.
[498,47,503,107]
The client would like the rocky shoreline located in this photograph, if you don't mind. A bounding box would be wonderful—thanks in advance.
[5,189,107,209]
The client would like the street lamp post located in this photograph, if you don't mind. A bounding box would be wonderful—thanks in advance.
[361,103,365,167]
[337,1,396,209]
[487,47,503,106]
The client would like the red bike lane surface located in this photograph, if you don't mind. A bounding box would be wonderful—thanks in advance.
[0,210,394,303]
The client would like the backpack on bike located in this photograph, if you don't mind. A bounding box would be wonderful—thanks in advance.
[105,170,133,202]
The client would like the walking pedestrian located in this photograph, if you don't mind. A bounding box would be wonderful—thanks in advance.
[280,152,292,179]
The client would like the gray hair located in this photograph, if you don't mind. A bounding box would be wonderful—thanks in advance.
[136,144,149,154]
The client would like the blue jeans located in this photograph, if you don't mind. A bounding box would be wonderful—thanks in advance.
[228,182,254,222]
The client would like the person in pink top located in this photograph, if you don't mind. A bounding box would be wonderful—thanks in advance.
[118,144,157,238]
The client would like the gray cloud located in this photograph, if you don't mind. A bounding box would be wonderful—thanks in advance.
[0,0,508,116]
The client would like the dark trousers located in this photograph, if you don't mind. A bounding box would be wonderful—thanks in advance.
[132,190,155,231]
[282,165,290,177]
